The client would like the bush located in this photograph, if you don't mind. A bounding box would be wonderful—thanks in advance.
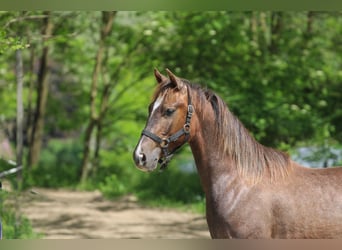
[98,174,127,198]
[94,145,205,211]
[135,165,203,204]
[91,146,141,197]
[26,139,83,188]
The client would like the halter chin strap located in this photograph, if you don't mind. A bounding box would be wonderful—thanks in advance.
[141,85,193,171]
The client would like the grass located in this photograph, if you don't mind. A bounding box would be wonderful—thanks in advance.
[0,191,42,239]
[137,196,206,215]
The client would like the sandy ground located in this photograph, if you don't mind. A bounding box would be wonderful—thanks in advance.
[16,188,210,239]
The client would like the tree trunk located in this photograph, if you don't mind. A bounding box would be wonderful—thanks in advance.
[80,11,116,184]
[26,44,36,165]
[15,49,24,187]
[269,12,283,54]
[250,12,258,44]
[92,74,112,176]
[93,118,103,178]
[305,11,315,40]
[28,11,53,168]
[259,12,269,52]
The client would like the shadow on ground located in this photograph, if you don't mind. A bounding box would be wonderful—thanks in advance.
[17,188,210,239]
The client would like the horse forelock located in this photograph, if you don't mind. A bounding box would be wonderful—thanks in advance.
[151,81,171,103]
[151,78,191,105]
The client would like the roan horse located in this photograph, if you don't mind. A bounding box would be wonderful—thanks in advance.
[133,69,342,238]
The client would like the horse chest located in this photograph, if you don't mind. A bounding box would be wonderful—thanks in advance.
[207,178,251,237]
[206,194,271,238]
[207,177,275,238]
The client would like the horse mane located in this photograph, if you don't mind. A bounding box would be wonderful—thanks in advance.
[184,80,292,183]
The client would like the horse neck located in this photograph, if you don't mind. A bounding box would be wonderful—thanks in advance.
[188,97,242,194]
[187,91,290,193]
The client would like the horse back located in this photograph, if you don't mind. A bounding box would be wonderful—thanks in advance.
[270,164,342,238]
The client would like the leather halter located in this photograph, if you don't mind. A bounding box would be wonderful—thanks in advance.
[141,85,193,171]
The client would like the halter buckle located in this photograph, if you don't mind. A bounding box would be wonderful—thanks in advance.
[187,105,194,117]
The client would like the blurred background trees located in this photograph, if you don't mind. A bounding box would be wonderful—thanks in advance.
[0,11,341,205]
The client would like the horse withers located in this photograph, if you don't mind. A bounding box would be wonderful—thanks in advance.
[133,69,342,239]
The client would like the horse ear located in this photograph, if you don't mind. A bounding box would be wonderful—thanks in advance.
[154,68,168,84]
[166,68,184,90]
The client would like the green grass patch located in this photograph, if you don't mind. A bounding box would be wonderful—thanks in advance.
[137,196,206,215]
[0,191,42,239]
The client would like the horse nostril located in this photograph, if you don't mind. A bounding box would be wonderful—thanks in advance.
[140,153,146,163]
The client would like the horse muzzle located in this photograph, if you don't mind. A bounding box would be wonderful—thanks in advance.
[133,143,161,172]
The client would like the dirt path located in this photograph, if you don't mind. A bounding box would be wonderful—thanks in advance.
[18,188,210,239]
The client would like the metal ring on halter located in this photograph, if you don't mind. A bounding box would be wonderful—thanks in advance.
[160,138,170,148]
[183,123,191,134]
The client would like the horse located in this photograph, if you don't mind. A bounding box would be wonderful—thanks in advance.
[133,69,342,239]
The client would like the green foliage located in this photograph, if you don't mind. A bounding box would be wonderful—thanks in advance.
[132,153,206,213]
[0,192,41,239]
[135,166,203,204]
[90,120,147,197]
[141,11,341,147]
[98,174,127,198]
[0,30,27,54]
[25,139,83,188]
[0,11,340,217]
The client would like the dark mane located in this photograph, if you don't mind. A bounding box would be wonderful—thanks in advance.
[185,80,291,183]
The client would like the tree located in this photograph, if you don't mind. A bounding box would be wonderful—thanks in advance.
[142,11,341,147]
[28,11,54,168]
[0,11,340,194]
[15,49,24,185]
[80,11,116,184]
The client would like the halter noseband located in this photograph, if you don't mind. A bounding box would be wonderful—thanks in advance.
[141,85,193,171]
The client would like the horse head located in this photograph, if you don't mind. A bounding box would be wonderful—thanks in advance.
[133,69,193,172]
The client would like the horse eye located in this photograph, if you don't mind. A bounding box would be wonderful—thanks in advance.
[165,108,175,116]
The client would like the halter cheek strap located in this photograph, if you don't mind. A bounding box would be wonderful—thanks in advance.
[141,85,193,170]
